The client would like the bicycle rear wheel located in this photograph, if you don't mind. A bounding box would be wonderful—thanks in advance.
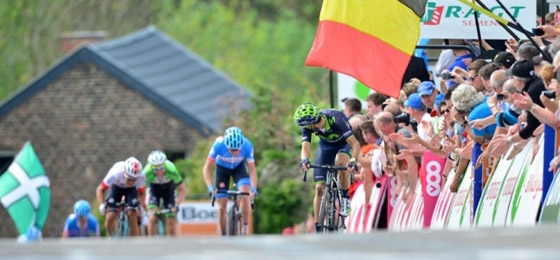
[317,187,331,233]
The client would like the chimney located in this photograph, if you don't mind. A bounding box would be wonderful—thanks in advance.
[60,31,107,53]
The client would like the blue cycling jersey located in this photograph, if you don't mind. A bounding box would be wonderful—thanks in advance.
[208,136,255,169]
[62,213,99,238]
[301,109,353,145]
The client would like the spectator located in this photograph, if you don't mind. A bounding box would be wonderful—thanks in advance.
[418,81,440,110]
[467,59,489,92]
[492,60,546,157]
[343,97,363,120]
[366,93,388,118]
[492,51,516,70]
[478,63,501,94]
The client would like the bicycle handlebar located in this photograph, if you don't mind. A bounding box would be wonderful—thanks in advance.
[302,164,348,182]
[211,190,254,209]
[308,164,349,171]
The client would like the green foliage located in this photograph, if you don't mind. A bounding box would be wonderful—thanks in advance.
[173,138,217,198]
[254,178,307,234]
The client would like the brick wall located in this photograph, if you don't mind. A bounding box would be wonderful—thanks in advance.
[0,62,203,237]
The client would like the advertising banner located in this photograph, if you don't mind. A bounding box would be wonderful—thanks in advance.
[430,168,457,229]
[177,201,219,235]
[475,144,528,227]
[508,137,544,226]
[446,164,473,230]
[420,150,446,228]
[364,176,388,232]
[420,0,535,39]
[539,169,560,223]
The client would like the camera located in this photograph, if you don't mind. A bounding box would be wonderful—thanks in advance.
[394,113,411,125]
[542,90,556,99]
[496,94,505,101]
[532,28,545,37]
[441,72,455,80]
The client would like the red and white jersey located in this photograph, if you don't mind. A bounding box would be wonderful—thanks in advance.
[101,161,146,191]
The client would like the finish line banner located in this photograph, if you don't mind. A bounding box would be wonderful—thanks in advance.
[420,0,535,39]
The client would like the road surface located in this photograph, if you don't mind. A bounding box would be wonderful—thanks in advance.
[1,225,559,260]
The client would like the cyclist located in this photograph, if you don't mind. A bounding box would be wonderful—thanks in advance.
[293,103,360,233]
[203,126,258,235]
[143,150,187,236]
[62,200,100,238]
[96,157,146,237]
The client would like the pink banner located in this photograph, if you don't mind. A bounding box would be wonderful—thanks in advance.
[420,150,447,228]
[386,176,398,222]
[363,175,388,231]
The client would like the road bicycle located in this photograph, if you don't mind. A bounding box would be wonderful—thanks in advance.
[114,199,129,237]
[302,164,349,233]
[211,190,254,236]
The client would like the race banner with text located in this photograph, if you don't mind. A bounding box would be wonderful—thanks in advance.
[420,0,535,40]
[420,150,446,228]
[177,201,223,235]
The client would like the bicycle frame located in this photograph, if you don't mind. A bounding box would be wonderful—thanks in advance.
[303,164,348,233]
[115,201,129,237]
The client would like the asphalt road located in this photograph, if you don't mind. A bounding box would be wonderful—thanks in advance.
[1,225,560,260]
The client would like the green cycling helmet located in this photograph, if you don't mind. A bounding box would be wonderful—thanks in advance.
[293,103,320,127]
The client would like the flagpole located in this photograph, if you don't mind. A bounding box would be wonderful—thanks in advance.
[472,3,484,58]
[459,0,551,62]
[493,0,552,62]
[474,0,520,41]
[329,70,335,108]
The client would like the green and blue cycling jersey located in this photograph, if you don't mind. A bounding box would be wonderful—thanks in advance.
[142,160,183,185]
[301,109,353,145]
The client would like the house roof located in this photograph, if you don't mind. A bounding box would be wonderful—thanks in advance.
[0,25,251,137]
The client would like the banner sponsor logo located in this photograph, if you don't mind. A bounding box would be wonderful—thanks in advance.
[177,202,218,224]
[420,0,534,39]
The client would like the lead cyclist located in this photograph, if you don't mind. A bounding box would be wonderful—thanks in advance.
[293,103,360,233]
[203,127,258,235]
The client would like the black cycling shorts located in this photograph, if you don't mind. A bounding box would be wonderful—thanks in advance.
[147,182,178,210]
[105,184,140,211]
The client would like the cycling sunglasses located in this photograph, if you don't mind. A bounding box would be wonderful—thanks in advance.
[152,165,165,172]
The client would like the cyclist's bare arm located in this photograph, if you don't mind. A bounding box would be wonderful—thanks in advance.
[345,136,361,162]
[176,182,187,206]
[95,183,107,206]
[138,190,146,209]
[301,141,311,160]
[247,161,258,189]
[202,157,215,188]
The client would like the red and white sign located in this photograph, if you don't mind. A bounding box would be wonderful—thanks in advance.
[430,169,458,229]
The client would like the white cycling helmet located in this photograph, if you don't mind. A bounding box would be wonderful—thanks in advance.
[147,150,167,166]
[124,157,142,179]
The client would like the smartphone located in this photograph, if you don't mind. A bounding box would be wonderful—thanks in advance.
[497,94,505,101]
[533,28,545,36]
[542,90,556,99]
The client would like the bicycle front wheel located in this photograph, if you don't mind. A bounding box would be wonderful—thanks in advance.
[227,206,237,236]
[317,187,331,233]
[116,213,128,237]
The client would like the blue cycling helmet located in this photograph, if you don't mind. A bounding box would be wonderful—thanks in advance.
[74,200,91,217]
[224,126,243,137]
[224,127,244,150]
